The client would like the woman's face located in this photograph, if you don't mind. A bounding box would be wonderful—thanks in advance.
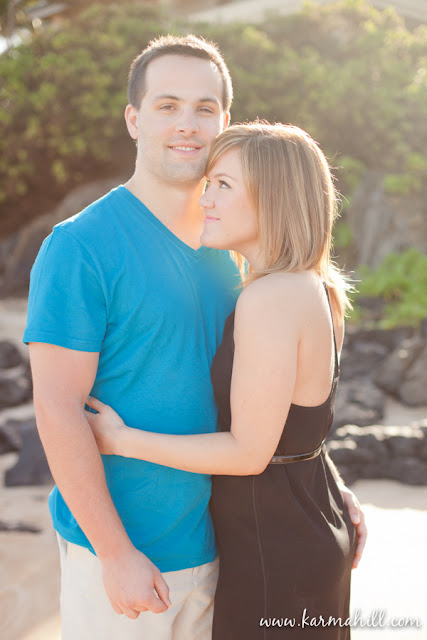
[199,148,259,258]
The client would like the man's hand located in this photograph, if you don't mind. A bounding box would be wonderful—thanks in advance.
[339,484,367,569]
[101,546,171,618]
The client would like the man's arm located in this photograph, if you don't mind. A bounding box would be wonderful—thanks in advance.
[29,343,170,617]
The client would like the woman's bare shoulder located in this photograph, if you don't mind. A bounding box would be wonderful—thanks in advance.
[236,271,319,313]
[234,272,319,340]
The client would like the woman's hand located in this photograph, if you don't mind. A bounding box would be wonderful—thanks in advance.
[85,396,127,456]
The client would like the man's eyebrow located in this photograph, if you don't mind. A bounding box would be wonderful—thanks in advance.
[198,97,221,104]
[152,94,180,102]
[152,94,220,104]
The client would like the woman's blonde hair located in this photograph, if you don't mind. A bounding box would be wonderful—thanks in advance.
[206,121,353,319]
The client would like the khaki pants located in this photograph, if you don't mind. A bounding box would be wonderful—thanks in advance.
[57,534,219,640]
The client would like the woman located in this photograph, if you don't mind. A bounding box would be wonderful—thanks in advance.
[86,123,360,638]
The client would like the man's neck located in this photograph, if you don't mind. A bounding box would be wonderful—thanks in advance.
[124,172,206,250]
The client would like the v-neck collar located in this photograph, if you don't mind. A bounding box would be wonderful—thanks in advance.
[117,185,209,258]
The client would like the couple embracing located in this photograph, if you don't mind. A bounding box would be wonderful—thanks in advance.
[24,35,366,640]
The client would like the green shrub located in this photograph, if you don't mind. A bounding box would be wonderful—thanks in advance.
[383,153,427,195]
[351,249,427,327]
[334,155,366,198]
[333,220,353,249]
[1,0,427,234]
[0,2,168,233]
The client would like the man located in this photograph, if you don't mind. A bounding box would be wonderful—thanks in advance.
[24,35,366,639]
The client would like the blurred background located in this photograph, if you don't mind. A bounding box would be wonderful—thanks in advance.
[0,1,426,639]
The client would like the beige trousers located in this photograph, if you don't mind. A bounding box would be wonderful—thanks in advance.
[57,534,219,640]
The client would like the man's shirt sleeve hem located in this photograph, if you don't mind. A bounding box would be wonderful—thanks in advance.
[23,330,102,352]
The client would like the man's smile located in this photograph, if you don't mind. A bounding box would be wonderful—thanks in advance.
[168,142,203,155]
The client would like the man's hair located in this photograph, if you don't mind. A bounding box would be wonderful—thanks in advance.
[128,34,233,112]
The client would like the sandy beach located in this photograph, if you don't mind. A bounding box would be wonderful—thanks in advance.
[1,297,426,639]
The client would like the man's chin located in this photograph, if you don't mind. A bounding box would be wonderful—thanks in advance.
[165,161,207,185]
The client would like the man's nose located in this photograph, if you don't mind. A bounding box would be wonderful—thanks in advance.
[175,108,199,135]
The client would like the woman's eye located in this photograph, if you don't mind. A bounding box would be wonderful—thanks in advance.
[219,180,230,189]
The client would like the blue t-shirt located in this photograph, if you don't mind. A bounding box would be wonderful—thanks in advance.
[24,185,240,571]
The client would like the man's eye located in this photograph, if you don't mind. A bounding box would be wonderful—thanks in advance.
[160,104,175,111]
[199,107,214,114]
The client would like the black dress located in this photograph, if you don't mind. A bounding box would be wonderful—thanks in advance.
[210,287,357,639]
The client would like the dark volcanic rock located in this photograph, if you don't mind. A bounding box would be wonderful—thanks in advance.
[373,335,424,395]
[327,423,427,486]
[382,425,425,457]
[344,325,414,353]
[4,421,52,487]
[0,176,126,296]
[0,520,41,533]
[0,366,33,408]
[0,421,22,454]
[399,346,427,406]
[386,458,427,485]
[339,341,388,381]
[0,341,24,369]
[332,380,385,431]
[348,383,385,417]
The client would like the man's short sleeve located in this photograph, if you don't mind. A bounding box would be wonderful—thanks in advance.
[23,226,107,352]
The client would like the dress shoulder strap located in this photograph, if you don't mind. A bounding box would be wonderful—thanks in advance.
[323,283,339,379]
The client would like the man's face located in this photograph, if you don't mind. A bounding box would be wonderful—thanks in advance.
[126,55,230,186]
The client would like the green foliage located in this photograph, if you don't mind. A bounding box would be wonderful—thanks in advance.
[335,155,366,197]
[1,0,427,232]
[333,220,353,249]
[383,153,427,195]
[383,173,420,195]
[352,249,427,327]
[0,2,166,232]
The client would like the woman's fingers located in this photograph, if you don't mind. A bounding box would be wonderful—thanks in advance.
[86,396,104,411]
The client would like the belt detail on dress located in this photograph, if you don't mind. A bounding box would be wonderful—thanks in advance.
[269,439,325,465]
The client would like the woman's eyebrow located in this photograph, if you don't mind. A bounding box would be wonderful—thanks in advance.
[211,173,238,181]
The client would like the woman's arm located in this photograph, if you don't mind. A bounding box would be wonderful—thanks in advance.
[86,277,300,476]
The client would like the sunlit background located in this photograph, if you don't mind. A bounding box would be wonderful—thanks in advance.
[0,2,426,639]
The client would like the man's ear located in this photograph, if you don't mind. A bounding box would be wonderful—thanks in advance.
[124,104,139,140]
[222,111,231,130]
